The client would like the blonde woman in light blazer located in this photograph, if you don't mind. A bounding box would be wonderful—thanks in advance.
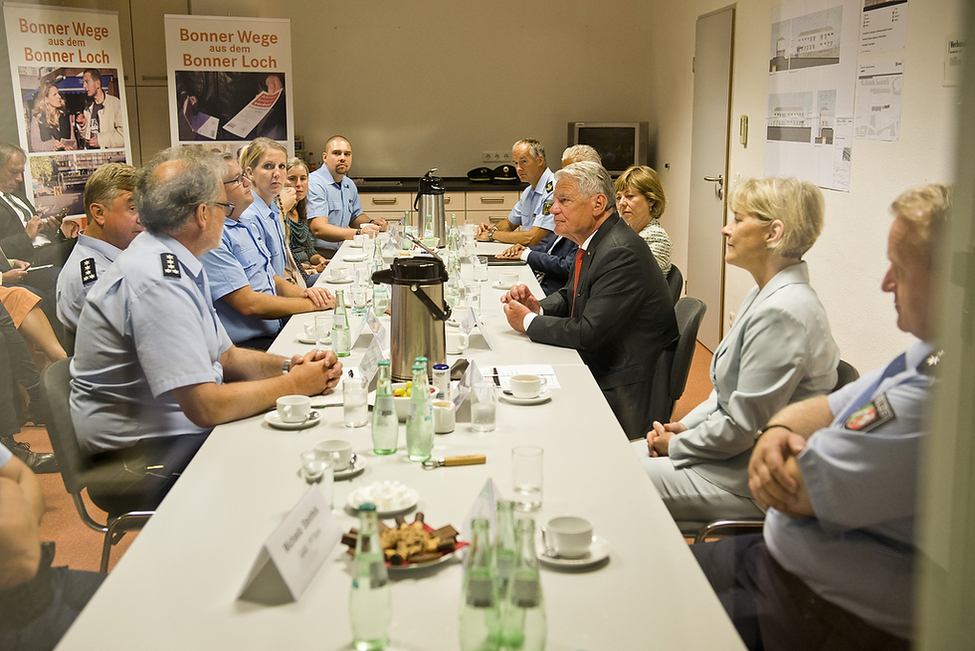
[633,177,839,524]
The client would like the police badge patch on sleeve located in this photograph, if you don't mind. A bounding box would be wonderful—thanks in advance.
[542,199,553,215]
[80,258,97,285]
[844,393,895,432]
[161,253,181,278]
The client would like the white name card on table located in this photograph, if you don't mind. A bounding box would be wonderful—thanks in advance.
[462,478,499,550]
[358,337,388,385]
[453,358,483,411]
[238,486,342,604]
[362,308,389,350]
[459,308,494,350]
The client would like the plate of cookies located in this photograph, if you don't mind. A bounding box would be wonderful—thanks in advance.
[342,512,468,574]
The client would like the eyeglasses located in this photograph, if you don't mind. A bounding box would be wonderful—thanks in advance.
[214,202,235,217]
[223,175,244,186]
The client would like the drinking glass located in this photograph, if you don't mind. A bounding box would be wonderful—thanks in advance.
[372,284,390,316]
[466,283,481,316]
[343,377,369,427]
[300,450,335,508]
[472,255,489,282]
[315,313,332,351]
[512,446,543,512]
[471,381,497,432]
[351,284,369,316]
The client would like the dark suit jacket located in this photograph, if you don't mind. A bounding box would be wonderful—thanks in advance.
[0,192,73,266]
[528,236,579,296]
[527,212,678,439]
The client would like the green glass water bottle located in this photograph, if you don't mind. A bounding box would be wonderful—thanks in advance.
[350,503,392,650]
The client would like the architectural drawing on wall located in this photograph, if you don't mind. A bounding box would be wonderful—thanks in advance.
[767,92,813,142]
[769,5,844,72]
[815,89,836,144]
[855,60,903,141]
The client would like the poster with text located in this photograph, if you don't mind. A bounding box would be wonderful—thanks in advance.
[765,0,859,192]
[3,3,131,218]
[165,15,294,157]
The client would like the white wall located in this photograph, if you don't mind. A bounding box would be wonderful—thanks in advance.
[193,0,657,177]
[651,0,962,373]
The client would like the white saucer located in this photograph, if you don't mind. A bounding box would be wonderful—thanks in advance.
[500,390,552,406]
[326,276,353,284]
[537,536,610,569]
[492,281,513,290]
[343,254,366,262]
[348,242,363,249]
[264,410,321,430]
[297,334,331,345]
[334,455,367,480]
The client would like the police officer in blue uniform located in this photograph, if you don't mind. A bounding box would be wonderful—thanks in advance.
[476,139,556,247]
[306,135,386,258]
[200,155,332,350]
[56,163,142,333]
[70,147,343,513]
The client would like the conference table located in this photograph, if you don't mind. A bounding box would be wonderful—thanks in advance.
[57,238,744,650]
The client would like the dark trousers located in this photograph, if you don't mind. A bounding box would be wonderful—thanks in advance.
[0,302,40,437]
[0,543,105,651]
[87,433,210,515]
[692,534,911,651]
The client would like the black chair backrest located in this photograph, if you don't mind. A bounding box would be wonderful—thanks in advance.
[833,359,860,392]
[667,265,683,305]
[39,358,88,496]
[670,297,707,400]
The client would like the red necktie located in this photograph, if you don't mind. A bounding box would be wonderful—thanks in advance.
[571,247,585,316]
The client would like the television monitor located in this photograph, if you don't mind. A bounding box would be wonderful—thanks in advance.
[567,122,649,176]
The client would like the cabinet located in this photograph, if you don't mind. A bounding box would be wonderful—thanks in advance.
[465,190,520,226]
[359,192,412,225]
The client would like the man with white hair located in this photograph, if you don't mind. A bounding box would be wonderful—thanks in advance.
[501,162,678,438]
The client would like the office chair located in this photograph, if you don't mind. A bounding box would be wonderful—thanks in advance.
[39,358,153,572]
[666,264,683,305]
[691,359,861,543]
[647,297,707,428]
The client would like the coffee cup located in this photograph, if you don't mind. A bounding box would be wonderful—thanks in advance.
[446,331,469,355]
[276,395,311,423]
[500,271,519,287]
[542,516,594,559]
[314,439,354,470]
[303,320,317,340]
[509,374,547,399]
[327,266,348,281]
[432,400,455,433]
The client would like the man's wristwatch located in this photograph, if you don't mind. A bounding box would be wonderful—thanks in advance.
[282,359,291,375]
[488,226,498,242]
[355,227,362,236]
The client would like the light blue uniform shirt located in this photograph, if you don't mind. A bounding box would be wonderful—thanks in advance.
[0,442,11,468]
[765,339,936,640]
[200,217,281,344]
[241,191,287,278]
[70,232,233,454]
[508,168,556,232]
[56,232,123,332]
[306,167,363,256]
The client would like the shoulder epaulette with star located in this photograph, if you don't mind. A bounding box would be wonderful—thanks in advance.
[917,349,943,377]
[80,258,97,285]
[161,253,181,278]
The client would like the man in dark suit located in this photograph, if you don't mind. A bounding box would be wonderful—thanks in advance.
[0,142,77,268]
[501,162,679,439]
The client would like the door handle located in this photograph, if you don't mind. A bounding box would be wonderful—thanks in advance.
[704,175,724,200]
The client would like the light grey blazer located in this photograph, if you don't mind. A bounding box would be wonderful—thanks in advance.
[668,262,839,498]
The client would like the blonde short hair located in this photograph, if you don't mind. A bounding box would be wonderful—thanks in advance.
[891,183,951,267]
[614,166,667,221]
[728,177,824,259]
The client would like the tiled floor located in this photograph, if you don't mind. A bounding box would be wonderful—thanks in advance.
[21,341,715,573]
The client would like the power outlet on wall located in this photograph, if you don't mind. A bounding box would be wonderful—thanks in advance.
[482,151,511,164]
